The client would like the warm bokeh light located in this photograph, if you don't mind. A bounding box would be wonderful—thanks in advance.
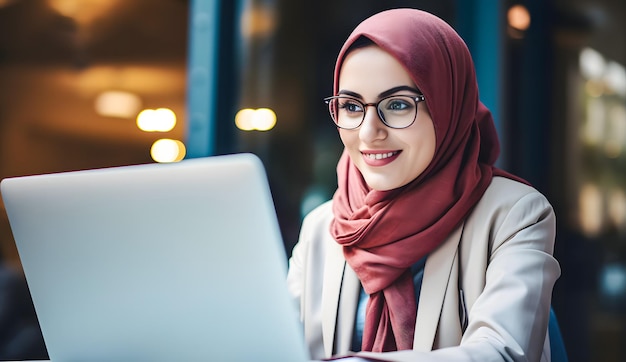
[235,108,276,131]
[150,139,186,163]
[579,183,604,237]
[584,80,605,98]
[608,188,626,230]
[137,108,177,132]
[507,4,531,31]
[0,0,18,8]
[240,4,277,39]
[235,109,256,131]
[47,0,121,26]
[94,90,142,118]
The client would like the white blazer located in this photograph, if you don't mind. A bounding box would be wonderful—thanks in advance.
[287,177,561,362]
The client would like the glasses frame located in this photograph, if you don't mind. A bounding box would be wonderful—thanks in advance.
[324,94,426,130]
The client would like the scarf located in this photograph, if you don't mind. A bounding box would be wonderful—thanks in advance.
[329,9,517,352]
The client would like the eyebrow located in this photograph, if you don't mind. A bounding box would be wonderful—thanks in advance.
[337,85,422,99]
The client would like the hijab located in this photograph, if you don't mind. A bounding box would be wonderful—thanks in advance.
[329,8,519,352]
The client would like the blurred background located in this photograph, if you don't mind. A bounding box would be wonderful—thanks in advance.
[0,0,624,360]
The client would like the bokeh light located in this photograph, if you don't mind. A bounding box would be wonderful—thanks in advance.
[150,139,186,163]
[507,4,531,31]
[235,108,277,131]
[137,108,177,132]
[94,90,142,119]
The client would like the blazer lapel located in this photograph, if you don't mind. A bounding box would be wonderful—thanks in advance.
[321,239,348,357]
[335,265,361,354]
[412,222,464,351]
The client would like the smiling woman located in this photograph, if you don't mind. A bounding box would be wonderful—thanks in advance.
[286,8,561,361]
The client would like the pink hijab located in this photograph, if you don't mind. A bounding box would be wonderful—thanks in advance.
[329,9,518,352]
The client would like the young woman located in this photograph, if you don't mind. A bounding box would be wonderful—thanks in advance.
[287,8,561,362]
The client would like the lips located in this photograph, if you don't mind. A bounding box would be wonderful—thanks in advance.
[361,150,400,166]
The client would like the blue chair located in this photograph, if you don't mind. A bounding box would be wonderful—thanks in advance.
[549,307,568,362]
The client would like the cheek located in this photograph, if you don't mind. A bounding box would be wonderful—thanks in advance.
[403,120,436,168]
[338,129,356,148]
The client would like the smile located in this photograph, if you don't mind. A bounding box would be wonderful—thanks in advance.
[363,151,399,160]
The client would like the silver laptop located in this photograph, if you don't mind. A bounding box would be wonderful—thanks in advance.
[1,153,310,362]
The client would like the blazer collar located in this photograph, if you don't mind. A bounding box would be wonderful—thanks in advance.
[412,222,464,350]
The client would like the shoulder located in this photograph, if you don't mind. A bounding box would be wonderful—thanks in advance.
[463,176,556,256]
[294,200,336,255]
[300,200,334,232]
[481,176,549,206]
[472,176,554,222]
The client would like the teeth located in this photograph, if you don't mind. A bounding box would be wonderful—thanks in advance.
[365,152,396,160]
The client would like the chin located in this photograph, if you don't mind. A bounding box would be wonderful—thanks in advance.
[364,179,400,192]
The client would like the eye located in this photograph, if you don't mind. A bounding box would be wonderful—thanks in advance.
[384,97,413,112]
[338,98,364,114]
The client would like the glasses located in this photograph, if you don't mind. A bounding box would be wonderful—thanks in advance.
[324,94,426,130]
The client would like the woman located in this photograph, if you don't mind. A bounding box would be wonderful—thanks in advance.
[286,8,561,362]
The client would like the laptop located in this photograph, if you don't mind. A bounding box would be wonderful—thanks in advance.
[1,153,311,362]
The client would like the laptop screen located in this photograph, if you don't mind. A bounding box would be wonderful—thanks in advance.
[1,153,310,361]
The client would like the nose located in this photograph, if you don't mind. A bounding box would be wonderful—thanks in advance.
[359,105,387,141]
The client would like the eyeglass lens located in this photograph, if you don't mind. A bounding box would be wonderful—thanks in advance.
[328,95,419,129]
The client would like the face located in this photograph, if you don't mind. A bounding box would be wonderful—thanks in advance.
[337,45,436,191]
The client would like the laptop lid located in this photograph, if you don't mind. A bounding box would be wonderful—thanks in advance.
[1,153,310,362]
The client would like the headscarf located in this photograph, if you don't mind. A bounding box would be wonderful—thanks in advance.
[329,8,520,352]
